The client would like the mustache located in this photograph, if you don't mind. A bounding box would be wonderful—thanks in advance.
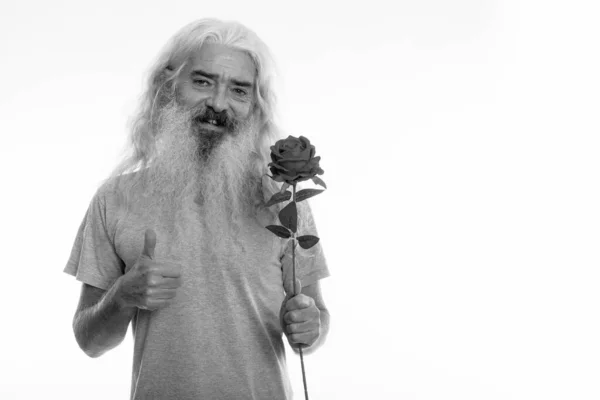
[191,107,239,132]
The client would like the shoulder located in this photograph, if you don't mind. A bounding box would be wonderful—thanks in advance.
[86,171,142,230]
[94,170,143,207]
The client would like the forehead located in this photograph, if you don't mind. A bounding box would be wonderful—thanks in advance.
[186,42,256,83]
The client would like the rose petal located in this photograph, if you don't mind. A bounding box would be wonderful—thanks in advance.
[269,163,291,172]
[299,136,311,146]
[295,175,311,183]
[290,146,305,157]
[282,137,301,151]
[282,174,300,182]
[298,148,311,160]
[276,156,309,162]
[270,173,285,182]
[280,160,307,172]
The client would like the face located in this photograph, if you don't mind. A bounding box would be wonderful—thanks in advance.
[145,45,262,258]
[173,42,257,137]
[145,43,262,225]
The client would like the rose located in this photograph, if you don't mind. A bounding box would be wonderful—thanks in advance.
[264,134,326,400]
[268,135,324,184]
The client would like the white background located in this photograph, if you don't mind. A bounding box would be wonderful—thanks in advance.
[1,1,599,399]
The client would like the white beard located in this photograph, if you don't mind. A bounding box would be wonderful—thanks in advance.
[141,102,265,259]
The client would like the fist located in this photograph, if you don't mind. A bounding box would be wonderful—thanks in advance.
[279,278,321,349]
[116,229,183,311]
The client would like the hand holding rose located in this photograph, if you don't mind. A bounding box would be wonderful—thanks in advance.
[279,278,321,349]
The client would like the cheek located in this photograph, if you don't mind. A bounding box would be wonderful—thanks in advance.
[231,102,254,120]
[175,81,208,108]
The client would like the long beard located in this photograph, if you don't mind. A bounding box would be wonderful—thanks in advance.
[141,102,264,258]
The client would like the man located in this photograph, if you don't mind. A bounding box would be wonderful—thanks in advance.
[64,18,330,400]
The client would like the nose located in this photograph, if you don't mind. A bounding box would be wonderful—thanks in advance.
[206,85,227,113]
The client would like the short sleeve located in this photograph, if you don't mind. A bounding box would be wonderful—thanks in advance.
[63,186,125,290]
[280,201,330,294]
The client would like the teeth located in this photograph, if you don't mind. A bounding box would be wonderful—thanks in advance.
[209,120,218,125]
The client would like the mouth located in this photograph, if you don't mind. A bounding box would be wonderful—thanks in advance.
[200,121,224,129]
[194,116,228,132]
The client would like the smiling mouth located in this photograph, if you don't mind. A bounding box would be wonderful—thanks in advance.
[197,119,226,131]
[202,121,223,127]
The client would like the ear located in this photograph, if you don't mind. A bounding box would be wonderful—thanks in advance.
[154,65,176,88]
[152,66,178,109]
[164,65,175,79]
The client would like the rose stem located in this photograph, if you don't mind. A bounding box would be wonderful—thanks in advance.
[292,183,309,400]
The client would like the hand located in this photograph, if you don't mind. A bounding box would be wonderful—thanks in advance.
[279,278,321,349]
[115,229,183,311]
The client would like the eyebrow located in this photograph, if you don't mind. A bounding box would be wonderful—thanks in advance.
[191,69,253,88]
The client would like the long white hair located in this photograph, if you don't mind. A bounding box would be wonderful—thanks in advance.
[103,18,287,218]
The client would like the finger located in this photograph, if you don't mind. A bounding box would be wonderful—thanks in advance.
[284,310,302,324]
[293,278,302,296]
[147,275,181,288]
[289,331,318,346]
[285,306,319,324]
[143,297,172,310]
[142,229,156,259]
[284,277,303,296]
[286,294,314,311]
[152,276,182,289]
[149,288,178,300]
[155,264,182,278]
[287,320,318,334]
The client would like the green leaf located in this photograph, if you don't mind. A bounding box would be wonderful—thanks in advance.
[265,191,292,207]
[266,225,291,238]
[296,189,324,203]
[297,235,320,249]
[311,176,327,189]
[279,201,297,233]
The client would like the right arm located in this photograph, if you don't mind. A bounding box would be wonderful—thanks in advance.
[72,279,136,358]
[72,229,182,358]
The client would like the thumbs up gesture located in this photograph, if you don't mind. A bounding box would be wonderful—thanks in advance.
[116,229,183,311]
[279,278,321,349]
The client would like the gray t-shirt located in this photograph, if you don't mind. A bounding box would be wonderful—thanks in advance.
[64,176,330,399]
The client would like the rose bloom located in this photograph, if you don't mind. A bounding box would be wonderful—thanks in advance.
[268,135,324,185]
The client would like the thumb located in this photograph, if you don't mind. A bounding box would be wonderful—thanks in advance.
[142,229,156,260]
[289,277,302,297]
[294,278,302,296]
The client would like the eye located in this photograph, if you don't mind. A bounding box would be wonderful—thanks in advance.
[233,88,248,96]
[193,79,210,86]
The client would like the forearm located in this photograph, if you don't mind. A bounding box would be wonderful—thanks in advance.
[73,278,136,358]
[293,309,330,356]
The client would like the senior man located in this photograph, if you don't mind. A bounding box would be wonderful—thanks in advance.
[64,18,330,400]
